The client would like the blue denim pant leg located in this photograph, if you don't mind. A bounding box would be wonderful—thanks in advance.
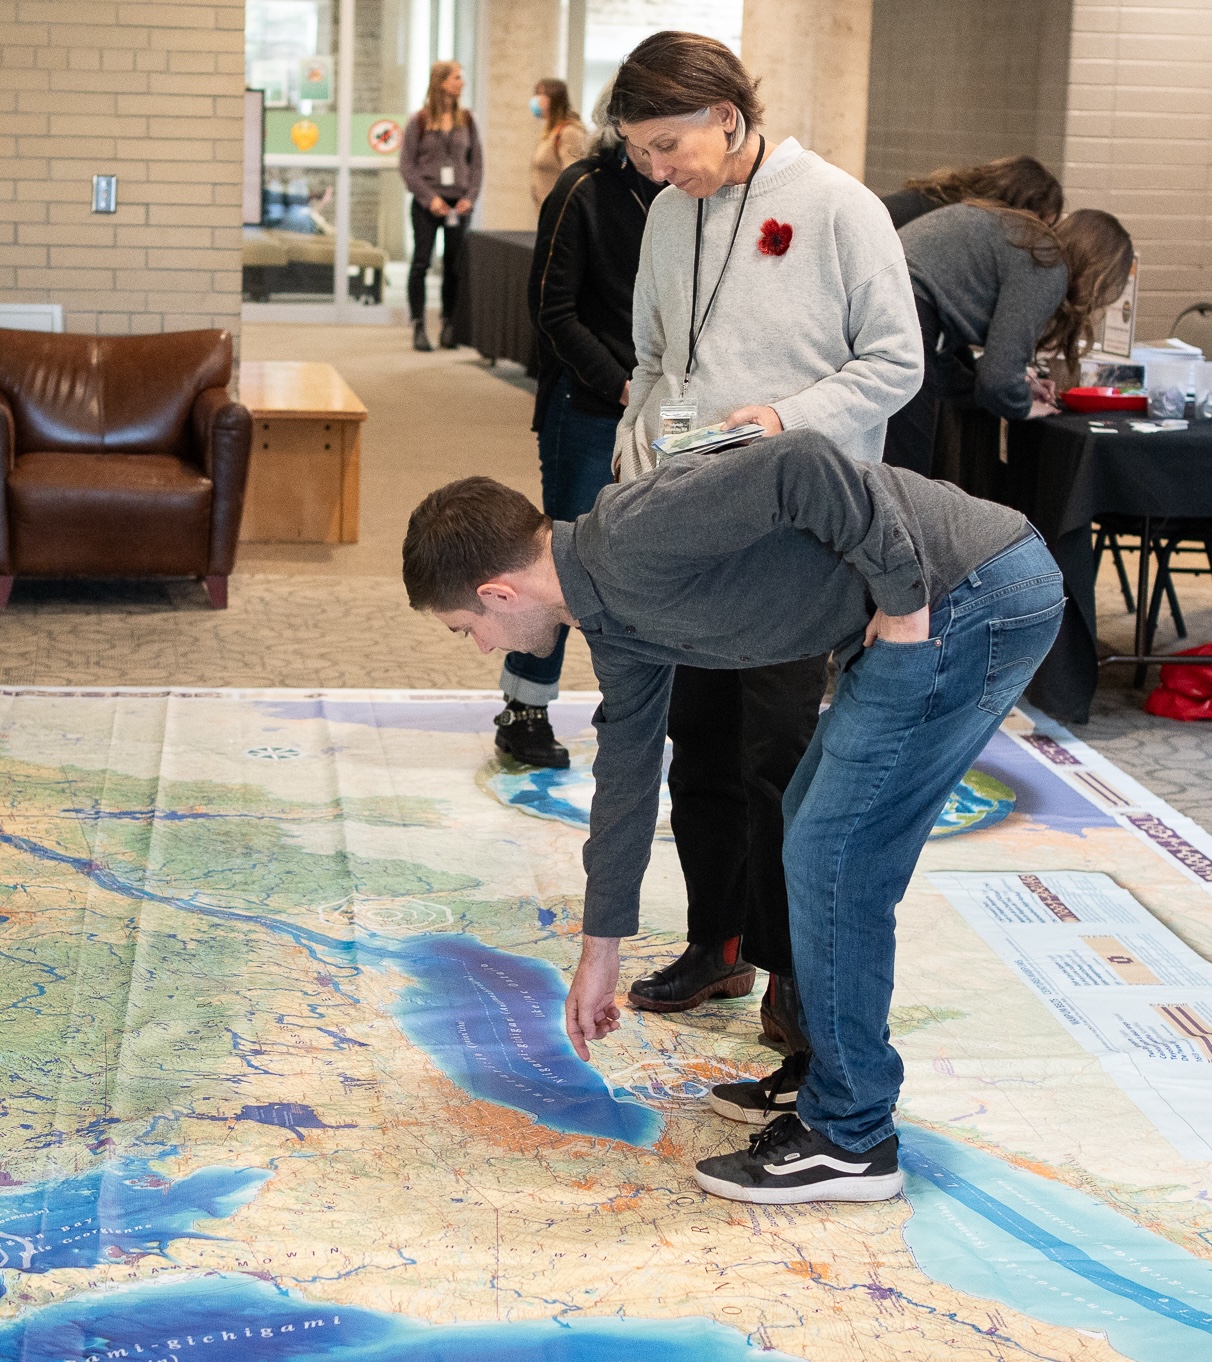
[502,372,619,705]
[782,534,1064,1151]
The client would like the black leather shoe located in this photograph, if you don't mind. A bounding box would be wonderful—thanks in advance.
[760,970,810,1054]
[628,939,756,1013]
[493,701,569,769]
[439,316,458,349]
[412,320,433,352]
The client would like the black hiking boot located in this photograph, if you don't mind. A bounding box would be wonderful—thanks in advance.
[493,701,569,769]
[628,938,756,1013]
[760,970,810,1053]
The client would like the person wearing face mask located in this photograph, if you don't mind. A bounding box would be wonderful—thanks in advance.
[399,61,483,351]
[494,83,664,766]
[529,79,587,214]
[607,31,923,1068]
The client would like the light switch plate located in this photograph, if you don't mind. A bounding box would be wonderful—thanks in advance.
[91,174,117,213]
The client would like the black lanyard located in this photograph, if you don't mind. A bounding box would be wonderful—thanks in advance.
[684,134,765,395]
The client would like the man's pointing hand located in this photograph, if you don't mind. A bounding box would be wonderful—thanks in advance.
[565,936,622,1061]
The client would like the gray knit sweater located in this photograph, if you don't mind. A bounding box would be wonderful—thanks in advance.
[899,203,1068,420]
[615,145,924,480]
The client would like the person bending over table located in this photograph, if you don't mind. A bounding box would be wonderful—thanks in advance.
[884,204,1133,477]
[881,154,1063,231]
[606,30,924,1041]
[401,431,1063,1204]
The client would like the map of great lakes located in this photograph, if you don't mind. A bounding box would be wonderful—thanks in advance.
[1,688,1211,1361]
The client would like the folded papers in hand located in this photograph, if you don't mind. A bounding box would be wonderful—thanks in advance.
[652,422,767,464]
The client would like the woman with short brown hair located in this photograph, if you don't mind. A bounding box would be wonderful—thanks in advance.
[605,32,922,1061]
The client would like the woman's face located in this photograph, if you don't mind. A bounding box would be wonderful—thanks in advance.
[441,65,463,99]
[532,89,550,117]
[618,105,734,198]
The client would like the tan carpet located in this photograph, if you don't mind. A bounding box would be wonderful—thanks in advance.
[0,320,1208,829]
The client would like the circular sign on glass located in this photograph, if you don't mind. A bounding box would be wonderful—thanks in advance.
[368,119,403,155]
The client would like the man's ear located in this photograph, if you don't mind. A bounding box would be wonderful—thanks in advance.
[475,580,521,611]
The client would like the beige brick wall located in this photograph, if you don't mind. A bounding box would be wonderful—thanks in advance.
[0,0,245,341]
[1062,0,1212,340]
[864,0,1073,196]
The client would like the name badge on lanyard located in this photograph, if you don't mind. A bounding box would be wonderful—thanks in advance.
[439,165,456,187]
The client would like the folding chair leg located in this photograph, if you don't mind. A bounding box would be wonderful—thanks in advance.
[1109,534,1135,611]
[1150,538,1186,639]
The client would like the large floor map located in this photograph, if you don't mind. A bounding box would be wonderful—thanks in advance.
[1,688,1211,1362]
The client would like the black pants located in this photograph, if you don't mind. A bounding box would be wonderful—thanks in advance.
[666,656,828,973]
[408,197,466,322]
[883,294,947,477]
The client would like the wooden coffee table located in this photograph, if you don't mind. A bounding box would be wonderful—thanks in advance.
[238,361,368,543]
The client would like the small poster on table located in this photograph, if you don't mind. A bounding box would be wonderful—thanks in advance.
[1101,255,1139,358]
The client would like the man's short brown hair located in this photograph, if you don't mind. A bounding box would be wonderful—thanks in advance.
[402,476,548,612]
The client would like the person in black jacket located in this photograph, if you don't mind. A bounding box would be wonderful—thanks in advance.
[493,87,663,768]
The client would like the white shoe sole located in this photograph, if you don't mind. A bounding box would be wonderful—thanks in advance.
[694,1168,904,1204]
[707,1092,796,1124]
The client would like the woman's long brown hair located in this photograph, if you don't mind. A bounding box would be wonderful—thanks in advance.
[423,61,469,129]
[907,155,1063,224]
[970,204,1133,369]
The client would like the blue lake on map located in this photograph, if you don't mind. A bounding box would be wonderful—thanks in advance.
[0,1271,796,1361]
[0,1158,269,1290]
[378,933,663,1148]
[899,1124,1212,1362]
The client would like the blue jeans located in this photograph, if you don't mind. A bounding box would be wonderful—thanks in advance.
[502,372,619,704]
[783,533,1064,1151]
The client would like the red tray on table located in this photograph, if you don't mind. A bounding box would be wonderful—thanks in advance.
[1062,386,1147,414]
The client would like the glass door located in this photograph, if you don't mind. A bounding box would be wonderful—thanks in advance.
[244,0,477,322]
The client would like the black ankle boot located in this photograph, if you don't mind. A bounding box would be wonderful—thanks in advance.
[412,319,432,352]
[760,970,810,1054]
[628,938,756,1013]
[439,316,458,349]
[493,700,569,769]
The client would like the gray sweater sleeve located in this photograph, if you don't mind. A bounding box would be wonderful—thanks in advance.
[579,435,943,935]
[975,255,1069,420]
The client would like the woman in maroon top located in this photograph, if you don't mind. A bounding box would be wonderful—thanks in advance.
[399,61,484,351]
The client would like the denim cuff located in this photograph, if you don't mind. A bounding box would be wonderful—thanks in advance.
[499,665,559,707]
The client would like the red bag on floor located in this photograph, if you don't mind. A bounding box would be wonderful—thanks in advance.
[1144,643,1212,719]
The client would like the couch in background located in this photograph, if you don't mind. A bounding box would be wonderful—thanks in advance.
[0,329,252,609]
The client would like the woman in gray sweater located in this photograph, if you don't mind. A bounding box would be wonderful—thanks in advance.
[606,31,923,1044]
[885,203,1133,475]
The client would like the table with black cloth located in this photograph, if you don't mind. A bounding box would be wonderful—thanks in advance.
[451,229,537,373]
[940,407,1212,724]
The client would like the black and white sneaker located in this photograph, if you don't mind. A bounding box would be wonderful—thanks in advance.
[694,1113,902,1204]
[708,1049,808,1125]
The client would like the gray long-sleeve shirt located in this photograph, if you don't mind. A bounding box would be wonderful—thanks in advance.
[398,112,483,206]
[553,430,1028,937]
[899,203,1068,420]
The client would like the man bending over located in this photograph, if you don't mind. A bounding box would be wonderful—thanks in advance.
[401,431,1063,1204]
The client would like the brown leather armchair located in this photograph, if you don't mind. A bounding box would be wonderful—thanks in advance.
[0,328,252,608]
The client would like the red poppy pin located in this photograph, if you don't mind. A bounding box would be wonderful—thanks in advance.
[758,218,793,257]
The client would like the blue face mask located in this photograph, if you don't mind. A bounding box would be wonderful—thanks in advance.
[528,95,544,119]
